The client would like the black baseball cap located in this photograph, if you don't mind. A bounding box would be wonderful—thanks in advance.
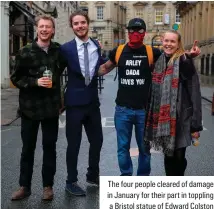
[126,18,146,31]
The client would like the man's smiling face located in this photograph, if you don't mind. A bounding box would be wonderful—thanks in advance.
[37,19,55,42]
[71,15,89,40]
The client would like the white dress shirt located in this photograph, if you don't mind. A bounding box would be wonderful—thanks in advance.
[75,36,98,79]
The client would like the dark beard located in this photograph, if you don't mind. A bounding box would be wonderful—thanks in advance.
[74,29,88,40]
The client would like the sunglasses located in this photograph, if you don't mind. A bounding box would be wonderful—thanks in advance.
[128,28,145,34]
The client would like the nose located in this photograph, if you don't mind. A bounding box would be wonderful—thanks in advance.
[78,24,84,28]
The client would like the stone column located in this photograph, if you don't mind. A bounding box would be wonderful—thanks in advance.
[197,3,202,41]
[202,2,206,41]
[208,2,214,75]
[184,13,187,45]
[209,2,214,39]
[192,6,196,42]
[190,8,193,45]
[204,2,209,40]
[0,1,10,88]
[187,11,190,45]
[183,14,187,46]
[195,3,201,41]
[212,2,214,38]
[181,14,185,44]
[192,8,195,44]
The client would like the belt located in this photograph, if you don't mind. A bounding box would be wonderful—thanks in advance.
[119,105,145,110]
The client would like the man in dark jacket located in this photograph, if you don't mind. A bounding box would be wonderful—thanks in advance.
[10,15,64,201]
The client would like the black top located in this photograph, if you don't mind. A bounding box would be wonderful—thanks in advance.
[109,44,161,109]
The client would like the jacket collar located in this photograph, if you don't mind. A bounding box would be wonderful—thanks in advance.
[31,38,59,52]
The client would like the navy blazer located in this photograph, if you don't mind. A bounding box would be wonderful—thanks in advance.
[60,38,101,106]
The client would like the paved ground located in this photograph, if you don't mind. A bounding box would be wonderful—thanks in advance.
[1,72,214,209]
[199,74,214,102]
[1,73,213,126]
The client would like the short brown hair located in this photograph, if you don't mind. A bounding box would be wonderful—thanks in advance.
[35,14,55,28]
[69,10,90,28]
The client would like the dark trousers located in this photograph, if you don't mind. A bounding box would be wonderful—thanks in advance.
[19,115,59,188]
[164,147,187,176]
[66,103,103,184]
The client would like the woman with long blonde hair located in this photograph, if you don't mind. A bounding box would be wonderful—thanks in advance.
[145,30,203,175]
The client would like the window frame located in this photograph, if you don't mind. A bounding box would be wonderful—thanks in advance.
[155,8,163,25]
[175,9,181,24]
[135,8,144,19]
[97,6,104,20]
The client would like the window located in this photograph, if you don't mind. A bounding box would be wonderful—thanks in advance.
[155,8,163,24]
[135,8,143,19]
[175,9,181,23]
[97,6,104,20]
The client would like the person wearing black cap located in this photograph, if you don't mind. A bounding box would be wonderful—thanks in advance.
[98,18,200,176]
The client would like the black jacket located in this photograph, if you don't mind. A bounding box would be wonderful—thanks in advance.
[175,55,203,148]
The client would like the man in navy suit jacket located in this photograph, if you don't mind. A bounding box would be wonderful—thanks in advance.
[60,10,103,196]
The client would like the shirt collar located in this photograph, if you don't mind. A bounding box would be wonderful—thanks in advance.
[75,36,92,47]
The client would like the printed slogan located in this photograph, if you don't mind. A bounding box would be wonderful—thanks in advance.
[121,60,145,86]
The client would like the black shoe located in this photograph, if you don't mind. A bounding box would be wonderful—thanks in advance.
[86,177,99,186]
[65,182,86,196]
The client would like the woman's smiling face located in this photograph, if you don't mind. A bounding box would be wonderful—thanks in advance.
[162,32,179,56]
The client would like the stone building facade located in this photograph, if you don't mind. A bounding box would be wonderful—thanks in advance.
[78,1,126,52]
[1,1,77,88]
[1,2,10,88]
[176,1,214,76]
[126,1,181,47]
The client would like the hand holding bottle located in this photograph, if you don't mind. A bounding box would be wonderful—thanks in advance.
[37,77,52,88]
[38,67,52,88]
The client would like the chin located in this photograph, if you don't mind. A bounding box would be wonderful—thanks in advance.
[165,50,173,55]
[40,37,51,42]
[164,52,173,57]
[77,34,87,39]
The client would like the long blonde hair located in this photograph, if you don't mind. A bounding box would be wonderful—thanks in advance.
[163,30,185,65]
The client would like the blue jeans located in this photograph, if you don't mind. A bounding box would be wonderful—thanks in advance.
[114,105,151,176]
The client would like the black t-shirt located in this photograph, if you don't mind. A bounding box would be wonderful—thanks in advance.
[109,44,161,109]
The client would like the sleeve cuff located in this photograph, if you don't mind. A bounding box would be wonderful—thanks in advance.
[190,126,203,133]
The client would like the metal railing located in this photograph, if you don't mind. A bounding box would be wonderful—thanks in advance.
[60,69,105,94]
